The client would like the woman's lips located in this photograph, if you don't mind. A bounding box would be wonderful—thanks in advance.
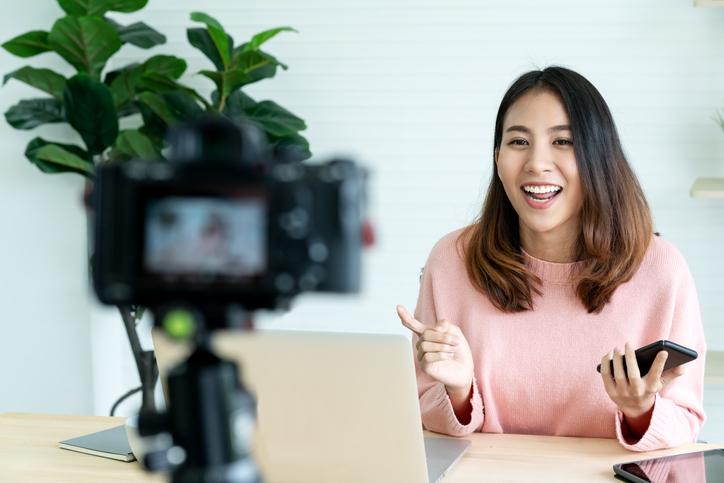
[521,188,562,209]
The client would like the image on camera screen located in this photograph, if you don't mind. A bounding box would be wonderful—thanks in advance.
[144,197,266,279]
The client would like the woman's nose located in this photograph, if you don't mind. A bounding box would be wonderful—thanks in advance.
[524,143,554,174]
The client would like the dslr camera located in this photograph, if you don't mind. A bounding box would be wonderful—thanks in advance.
[93,116,367,317]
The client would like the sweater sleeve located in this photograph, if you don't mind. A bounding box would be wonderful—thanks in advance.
[412,246,484,436]
[615,257,707,451]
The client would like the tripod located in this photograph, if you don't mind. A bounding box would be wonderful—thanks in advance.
[139,305,262,483]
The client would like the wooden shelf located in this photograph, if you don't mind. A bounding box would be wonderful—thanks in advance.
[707,351,724,385]
[690,177,724,198]
[694,0,724,6]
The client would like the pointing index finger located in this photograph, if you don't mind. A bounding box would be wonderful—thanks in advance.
[396,304,426,335]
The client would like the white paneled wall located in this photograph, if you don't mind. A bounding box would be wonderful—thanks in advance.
[104,0,724,338]
[0,3,93,415]
[0,2,722,441]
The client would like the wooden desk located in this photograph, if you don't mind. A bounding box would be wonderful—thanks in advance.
[0,413,162,483]
[1,413,722,482]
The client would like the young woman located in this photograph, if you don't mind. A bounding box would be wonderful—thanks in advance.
[396,66,706,451]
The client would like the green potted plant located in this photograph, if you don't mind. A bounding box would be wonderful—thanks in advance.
[3,0,310,414]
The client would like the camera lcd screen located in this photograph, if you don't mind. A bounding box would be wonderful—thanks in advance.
[144,197,267,281]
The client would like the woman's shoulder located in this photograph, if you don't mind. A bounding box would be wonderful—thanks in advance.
[426,226,471,266]
[639,233,691,279]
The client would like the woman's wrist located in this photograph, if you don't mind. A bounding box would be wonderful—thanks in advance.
[620,395,656,420]
[620,396,656,441]
[446,380,474,425]
[445,380,473,402]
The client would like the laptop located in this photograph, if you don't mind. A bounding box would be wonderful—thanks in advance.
[152,329,470,483]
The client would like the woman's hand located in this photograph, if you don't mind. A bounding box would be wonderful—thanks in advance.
[396,304,474,397]
[600,342,686,421]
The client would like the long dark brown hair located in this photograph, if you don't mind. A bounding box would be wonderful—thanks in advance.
[461,66,653,314]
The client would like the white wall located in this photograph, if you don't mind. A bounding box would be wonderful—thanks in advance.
[0,3,93,414]
[110,0,724,340]
[1,1,722,432]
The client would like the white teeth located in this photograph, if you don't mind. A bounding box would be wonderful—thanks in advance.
[522,185,562,194]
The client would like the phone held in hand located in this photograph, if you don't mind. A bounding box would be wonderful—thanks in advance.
[596,340,698,377]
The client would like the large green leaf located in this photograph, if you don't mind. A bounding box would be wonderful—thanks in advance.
[58,0,148,15]
[137,91,176,125]
[189,11,224,32]
[106,18,165,49]
[2,31,51,58]
[103,0,148,13]
[190,11,231,68]
[63,74,119,154]
[58,0,103,15]
[136,72,210,110]
[107,56,187,109]
[235,48,287,69]
[138,103,166,143]
[143,55,186,79]
[137,71,184,92]
[199,69,252,99]
[240,26,297,53]
[270,132,311,161]
[161,91,204,121]
[115,129,160,159]
[104,62,140,85]
[25,137,93,176]
[36,145,95,177]
[187,28,232,71]
[5,98,64,129]
[3,66,67,99]
[212,89,257,115]
[245,100,306,138]
[234,50,285,84]
[198,70,222,92]
[109,65,143,108]
[49,16,122,78]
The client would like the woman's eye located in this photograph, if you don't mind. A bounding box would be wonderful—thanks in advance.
[553,139,573,146]
[508,138,528,146]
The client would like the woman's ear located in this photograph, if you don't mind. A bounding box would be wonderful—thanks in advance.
[494,149,500,176]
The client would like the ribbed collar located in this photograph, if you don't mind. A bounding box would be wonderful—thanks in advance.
[521,247,587,284]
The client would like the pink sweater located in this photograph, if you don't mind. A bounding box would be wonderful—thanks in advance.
[413,228,707,451]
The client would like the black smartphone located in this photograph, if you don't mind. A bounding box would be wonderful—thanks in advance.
[596,340,697,377]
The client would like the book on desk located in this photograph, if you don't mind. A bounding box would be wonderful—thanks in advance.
[58,425,135,462]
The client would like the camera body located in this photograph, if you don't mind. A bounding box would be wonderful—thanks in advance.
[92,117,367,314]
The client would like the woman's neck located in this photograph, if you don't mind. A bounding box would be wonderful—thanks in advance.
[519,225,580,263]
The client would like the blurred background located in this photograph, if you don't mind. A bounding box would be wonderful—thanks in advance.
[1,0,722,441]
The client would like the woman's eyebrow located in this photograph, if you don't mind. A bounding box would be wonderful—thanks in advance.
[504,124,571,133]
[505,125,530,134]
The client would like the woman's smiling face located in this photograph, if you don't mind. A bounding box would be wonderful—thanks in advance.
[495,88,584,242]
